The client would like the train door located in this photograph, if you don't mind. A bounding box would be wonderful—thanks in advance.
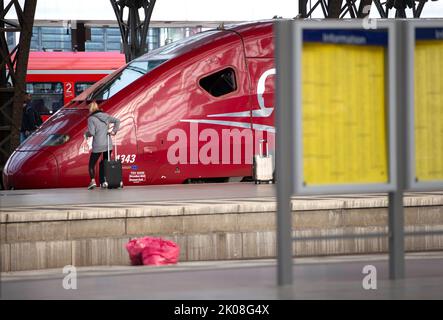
[246,58,275,162]
[240,26,276,167]
[153,32,253,183]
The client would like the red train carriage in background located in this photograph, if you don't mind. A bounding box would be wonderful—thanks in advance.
[26,51,125,121]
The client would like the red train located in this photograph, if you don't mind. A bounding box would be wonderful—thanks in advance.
[3,21,276,189]
[26,51,125,121]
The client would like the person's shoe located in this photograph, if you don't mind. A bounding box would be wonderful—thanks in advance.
[87,180,97,190]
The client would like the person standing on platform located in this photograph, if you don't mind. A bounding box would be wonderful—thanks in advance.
[20,93,42,144]
[84,101,120,190]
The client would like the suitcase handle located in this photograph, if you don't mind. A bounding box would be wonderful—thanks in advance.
[107,133,118,161]
[259,139,268,157]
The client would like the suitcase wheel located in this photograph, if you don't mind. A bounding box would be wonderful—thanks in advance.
[102,181,108,189]
[255,180,273,184]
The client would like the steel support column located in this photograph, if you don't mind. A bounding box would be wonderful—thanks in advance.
[328,0,343,18]
[299,0,309,18]
[110,0,156,63]
[0,0,36,186]
[357,0,373,17]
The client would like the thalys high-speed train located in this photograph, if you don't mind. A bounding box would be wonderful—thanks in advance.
[3,21,276,189]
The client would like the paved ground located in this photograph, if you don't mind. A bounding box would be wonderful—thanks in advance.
[2,185,442,299]
[1,253,443,299]
[0,183,276,208]
[1,182,442,208]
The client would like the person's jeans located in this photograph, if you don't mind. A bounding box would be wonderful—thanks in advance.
[88,150,112,180]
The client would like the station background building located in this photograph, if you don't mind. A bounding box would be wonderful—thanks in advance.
[5,0,443,53]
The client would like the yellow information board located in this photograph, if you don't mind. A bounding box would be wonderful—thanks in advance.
[302,43,389,185]
[414,40,443,182]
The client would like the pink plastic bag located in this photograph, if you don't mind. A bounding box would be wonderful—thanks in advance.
[126,237,180,266]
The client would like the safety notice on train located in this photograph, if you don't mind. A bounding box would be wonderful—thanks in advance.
[129,171,146,183]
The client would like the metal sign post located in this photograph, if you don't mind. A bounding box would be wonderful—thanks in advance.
[275,20,296,286]
[389,20,407,280]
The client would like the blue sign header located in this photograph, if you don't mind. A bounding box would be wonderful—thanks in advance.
[303,29,388,46]
[416,28,443,41]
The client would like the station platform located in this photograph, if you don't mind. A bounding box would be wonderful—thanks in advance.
[0,183,276,208]
[2,253,443,299]
[1,183,443,273]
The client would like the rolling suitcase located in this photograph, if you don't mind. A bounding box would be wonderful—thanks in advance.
[253,139,274,184]
[99,134,123,189]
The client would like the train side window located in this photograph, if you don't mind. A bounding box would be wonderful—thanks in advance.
[75,82,94,96]
[26,82,64,116]
[199,67,237,97]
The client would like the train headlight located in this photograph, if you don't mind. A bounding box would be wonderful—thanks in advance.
[41,134,70,146]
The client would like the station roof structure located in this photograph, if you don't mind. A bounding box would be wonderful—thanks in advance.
[4,0,441,28]
[5,0,299,28]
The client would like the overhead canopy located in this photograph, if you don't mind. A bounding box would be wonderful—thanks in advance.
[6,0,298,24]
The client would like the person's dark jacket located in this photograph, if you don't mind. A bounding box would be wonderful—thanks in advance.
[21,102,42,132]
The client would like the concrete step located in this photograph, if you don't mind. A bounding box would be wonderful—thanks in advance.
[1,190,443,272]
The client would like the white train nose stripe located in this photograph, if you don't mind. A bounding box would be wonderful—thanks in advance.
[180,119,275,133]
[207,108,274,118]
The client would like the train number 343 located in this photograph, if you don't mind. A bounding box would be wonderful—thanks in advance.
[117,154,136,164]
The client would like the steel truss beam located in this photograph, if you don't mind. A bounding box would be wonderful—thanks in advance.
[0,0,36,185]
[299,0,438,18]
[110,0,156,62]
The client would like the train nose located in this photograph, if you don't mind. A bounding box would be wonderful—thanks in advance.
[3,150,59,189]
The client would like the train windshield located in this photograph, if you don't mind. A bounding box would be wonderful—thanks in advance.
[88,59,166,101]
